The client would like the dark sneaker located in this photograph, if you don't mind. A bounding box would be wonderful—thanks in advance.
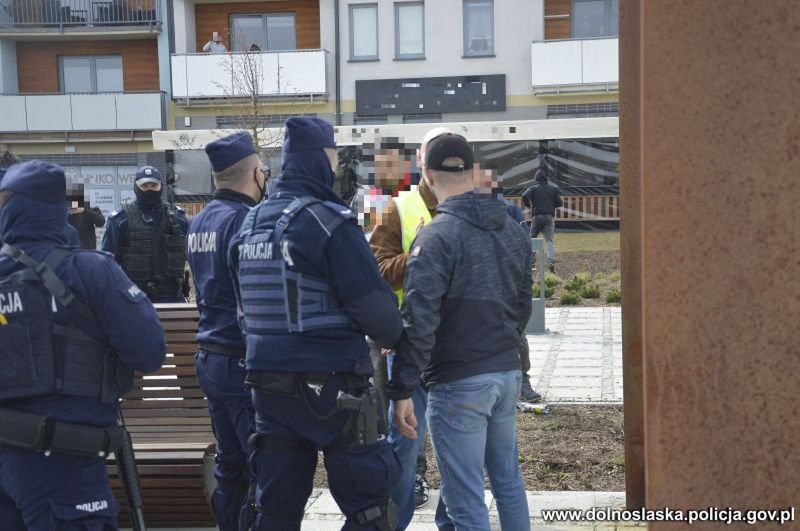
[548,263,556,274]
[414,473,429,509]
[519,382,543,403]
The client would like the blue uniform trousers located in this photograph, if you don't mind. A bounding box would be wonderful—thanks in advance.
[0,447,118,530]
[195,350,255,531]
[250,373,402,531]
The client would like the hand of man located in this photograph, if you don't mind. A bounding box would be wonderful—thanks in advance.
[381,348,394,357]
[392,398,417,439]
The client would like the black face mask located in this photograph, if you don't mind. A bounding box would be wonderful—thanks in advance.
[254,168,267,202]
[135,184,163,207]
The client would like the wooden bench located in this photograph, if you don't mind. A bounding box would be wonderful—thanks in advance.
[108,303,217,528]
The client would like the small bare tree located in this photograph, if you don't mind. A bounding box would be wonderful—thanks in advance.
[213,31,309,154]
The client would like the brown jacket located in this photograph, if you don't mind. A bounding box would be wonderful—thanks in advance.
[369,180,438,290]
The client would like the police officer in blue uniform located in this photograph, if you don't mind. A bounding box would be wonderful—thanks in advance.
[186,132,265,531]
[0,161,166,530]
[102,166,189,302]
[229,117,404,531]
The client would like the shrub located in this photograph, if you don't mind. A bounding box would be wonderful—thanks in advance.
[544,273,561,289]
[560,291,582,305]
[608,271,621,282]
[580,283,601,299]
[533,282,555,298]
[593,272,606,283]
[606,289,622,304]
[564,272,589,291]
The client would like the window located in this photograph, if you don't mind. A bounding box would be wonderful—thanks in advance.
[463,0,493,57]
[60,56,123,93]
[230,13,297,52]
[349,4,379,61]
[572,0,618,38]
[395,2,424,60]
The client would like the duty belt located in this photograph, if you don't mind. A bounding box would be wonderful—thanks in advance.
[0,408,126,458]
[198,342,246,358]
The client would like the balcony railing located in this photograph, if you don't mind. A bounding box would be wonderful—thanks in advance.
[0,0,160,29]
[171,49,327,101]
[0,92,165,132]
[531,37,619,94]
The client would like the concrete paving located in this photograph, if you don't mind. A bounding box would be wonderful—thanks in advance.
[527,307,623,403]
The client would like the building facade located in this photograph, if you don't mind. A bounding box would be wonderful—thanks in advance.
[0,0,619,221]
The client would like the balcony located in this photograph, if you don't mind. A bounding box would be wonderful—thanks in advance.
[0,91,165,132]
[0,0,160,35]
[531,37,618,95]
[171,49,327,102]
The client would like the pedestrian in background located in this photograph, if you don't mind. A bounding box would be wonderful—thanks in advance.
[67,200,105,249]
[522,169,563,274]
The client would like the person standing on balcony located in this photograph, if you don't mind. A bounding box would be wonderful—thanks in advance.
[101,166,190,302]
[204,31,228,54]
[522,169,563,274]
[186,132,265,531]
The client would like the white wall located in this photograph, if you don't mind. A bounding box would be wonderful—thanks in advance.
[0,39,19,94]
[319,0,544,101]
[173,0,197,54]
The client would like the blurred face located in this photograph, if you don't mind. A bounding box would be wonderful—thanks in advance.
[473,166,500,195]
[373,148,408,191]
[325,148,339,172]
[138,181,162,192]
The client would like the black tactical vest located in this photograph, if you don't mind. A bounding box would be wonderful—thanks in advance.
[121,200,186,301]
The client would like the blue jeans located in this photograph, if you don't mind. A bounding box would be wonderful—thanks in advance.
[427,371,530,531]
[387,357,450,530]
[195,350,255,531]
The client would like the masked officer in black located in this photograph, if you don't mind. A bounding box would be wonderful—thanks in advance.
[102,166,189,302]
[229,117,403,530]
[0,161,166,530]
[186,132,264,530]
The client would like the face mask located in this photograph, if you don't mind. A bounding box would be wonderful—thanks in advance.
[254,168,267,202]
[135,184,163,207]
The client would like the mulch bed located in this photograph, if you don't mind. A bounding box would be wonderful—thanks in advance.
[544,250,621,307]
[312,405,625,492]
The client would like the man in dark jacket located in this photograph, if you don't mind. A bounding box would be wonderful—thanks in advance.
[521,169,563,273]
[387,134,531,530]
[67,201,106,249]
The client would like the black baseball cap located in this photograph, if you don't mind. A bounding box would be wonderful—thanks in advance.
[424,133,474,172]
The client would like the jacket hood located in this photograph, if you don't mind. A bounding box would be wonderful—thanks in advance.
[436,192,507,231]
[0,192,68,252]
[282,149,336,188]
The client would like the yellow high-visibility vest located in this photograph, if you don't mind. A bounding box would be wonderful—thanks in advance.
[393,187,432,306]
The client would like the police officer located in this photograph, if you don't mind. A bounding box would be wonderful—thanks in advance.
[102,166,189,302]
[0,161,166,530]
[229,117,403,531]
[186,132,264,530]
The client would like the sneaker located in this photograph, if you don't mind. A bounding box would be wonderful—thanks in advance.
[519,381,543,403]
[414,473,429,509]
[548,263,556,274]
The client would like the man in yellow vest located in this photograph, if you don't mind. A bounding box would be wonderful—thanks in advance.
[369,127,451,529]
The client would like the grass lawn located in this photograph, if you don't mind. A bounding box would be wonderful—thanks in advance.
[555,231,620,254]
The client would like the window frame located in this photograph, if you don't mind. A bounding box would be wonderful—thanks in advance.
[394,1,425,61]
[571,0,618,38]
[229,12,297,52]
[349,3,380,62]
[58,55,123,94]
[462,0,494,58]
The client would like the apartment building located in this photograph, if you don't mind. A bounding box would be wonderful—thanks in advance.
[0,0,619,221]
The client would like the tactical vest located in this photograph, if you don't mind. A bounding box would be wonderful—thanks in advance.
[393,188,432,306]
[237,196,355,335]
[0,244,133,404]
[121,200,186,300]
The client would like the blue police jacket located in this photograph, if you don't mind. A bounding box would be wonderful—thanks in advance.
[186,189,256,353]
[101,197,188,263]
[229,173,403,374]
[0,190,166,427]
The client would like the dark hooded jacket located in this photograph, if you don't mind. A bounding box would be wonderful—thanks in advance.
[386,192,533,400]
[229,148,402,373]
[522,173,563,216]
[0,163,166,427]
